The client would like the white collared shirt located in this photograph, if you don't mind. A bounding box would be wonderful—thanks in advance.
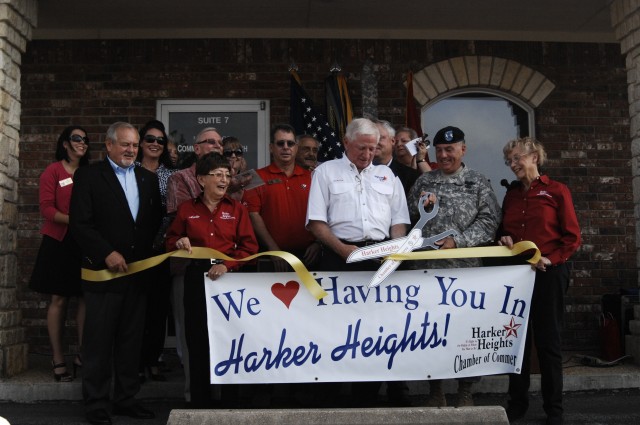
[306,156,410,241]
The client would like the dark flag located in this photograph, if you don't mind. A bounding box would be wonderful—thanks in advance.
[406,70,434,165]
[405,71,423,137]
[325,72,353,141]
[290,70,343,161]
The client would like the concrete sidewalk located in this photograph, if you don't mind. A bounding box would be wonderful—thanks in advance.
[0,351,638,403]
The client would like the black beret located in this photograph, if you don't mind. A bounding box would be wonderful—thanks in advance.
[433,126,465,145]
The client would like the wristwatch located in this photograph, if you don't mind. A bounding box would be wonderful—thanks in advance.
[417,159,426,164]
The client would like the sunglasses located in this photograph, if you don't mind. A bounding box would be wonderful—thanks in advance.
[223,149,244,157]
[69,134,88,143]
[274,140,297,148]
[143,135,167,145]
[196,138,222,146]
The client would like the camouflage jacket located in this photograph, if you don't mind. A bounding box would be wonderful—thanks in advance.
[406,165,501,269]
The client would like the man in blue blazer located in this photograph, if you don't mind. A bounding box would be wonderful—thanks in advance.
[70,121,162,425]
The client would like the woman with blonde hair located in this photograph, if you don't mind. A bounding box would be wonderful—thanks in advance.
[498,137,581,425]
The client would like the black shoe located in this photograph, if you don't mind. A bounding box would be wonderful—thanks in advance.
[250,392,272,408]
[113,404,155,419]
[505,405,527,422]
[546,415,563,425]
[147,366,167,382]
[86,409,111,425]
[388,390,412,407]
[387,382,412,407]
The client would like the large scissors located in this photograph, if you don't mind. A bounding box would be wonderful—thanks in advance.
[346,193,459,288]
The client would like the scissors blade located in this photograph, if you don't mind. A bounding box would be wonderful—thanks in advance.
[346,237,408,263]
[368,229,423,288]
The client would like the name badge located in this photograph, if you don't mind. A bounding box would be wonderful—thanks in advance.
[59,177,73,187]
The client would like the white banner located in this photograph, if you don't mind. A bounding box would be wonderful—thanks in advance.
[204,265,535,384]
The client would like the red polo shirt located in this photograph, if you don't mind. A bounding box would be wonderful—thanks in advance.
[499,175,581,265]
[242,163,314,252]
[166,195,258,270]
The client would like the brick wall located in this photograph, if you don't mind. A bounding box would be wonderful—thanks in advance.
[17,38,634,354]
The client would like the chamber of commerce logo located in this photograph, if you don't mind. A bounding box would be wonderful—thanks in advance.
[503,317,522,338]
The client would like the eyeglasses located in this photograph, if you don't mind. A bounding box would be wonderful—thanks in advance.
[273,140,296,148]
[196,139,222,146]
[143,135,167,145]
[504,152,532,166]
[223,149,244,158]
[207,171,231,180]
[69,134,88,144]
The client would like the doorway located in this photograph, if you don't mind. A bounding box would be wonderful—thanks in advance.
[422,91,533,202]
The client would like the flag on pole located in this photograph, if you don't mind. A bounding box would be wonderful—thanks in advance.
[290,70,343,161]
[406,71,434,165]
[325,72,353,141]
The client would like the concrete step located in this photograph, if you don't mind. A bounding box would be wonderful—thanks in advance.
[166,407,509,425]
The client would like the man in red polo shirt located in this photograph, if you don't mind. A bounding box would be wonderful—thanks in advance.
[243,123,321,272]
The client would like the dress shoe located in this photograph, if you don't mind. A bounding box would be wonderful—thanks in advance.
[112,404,155,419]
[505,405,527,422]
[387,381,412,407]
[546,415,563,425]
[86,409,111,425]
[388,390,412,406]
[146,366,167,381]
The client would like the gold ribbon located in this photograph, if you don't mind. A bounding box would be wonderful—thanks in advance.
[82,241,540,300]
[387,240,541,264]
[81,247,329,300]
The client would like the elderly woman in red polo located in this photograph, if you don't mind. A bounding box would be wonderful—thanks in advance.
[497,137,580,425]
[166,152,258,407]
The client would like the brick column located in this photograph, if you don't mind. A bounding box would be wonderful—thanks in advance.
[0,0,36,377]
[611,0,640,364]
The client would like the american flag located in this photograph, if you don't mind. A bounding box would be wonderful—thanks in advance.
[290,71,344,161]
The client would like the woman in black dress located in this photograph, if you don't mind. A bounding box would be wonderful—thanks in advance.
[30,126,90,381]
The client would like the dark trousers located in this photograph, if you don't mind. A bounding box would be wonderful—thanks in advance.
[184,261,242,407]
[184,262,214,407]
[82,283,146,412]
[140,262,171,371]
[508,264,569,419]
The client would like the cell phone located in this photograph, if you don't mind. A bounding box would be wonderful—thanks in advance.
[406,135,430,156]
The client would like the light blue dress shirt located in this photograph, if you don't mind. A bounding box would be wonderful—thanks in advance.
[107,157,140,220]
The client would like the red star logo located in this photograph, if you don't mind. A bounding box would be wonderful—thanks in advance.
[503,317,522,338]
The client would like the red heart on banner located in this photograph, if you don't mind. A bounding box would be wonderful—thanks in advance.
[271,280,300,309]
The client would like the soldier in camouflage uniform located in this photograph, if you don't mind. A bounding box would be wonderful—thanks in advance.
[406,125,501,407]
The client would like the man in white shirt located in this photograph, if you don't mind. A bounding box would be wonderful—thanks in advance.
[307,117,410,271]
[305,117,410,407]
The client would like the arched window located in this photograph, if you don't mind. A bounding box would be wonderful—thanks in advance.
[422,89,534,201]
